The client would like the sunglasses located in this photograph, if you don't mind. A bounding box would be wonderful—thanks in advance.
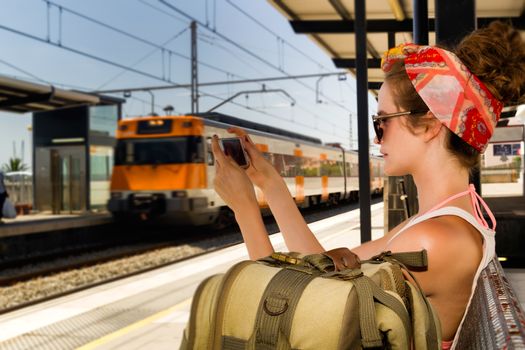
[372,109,429,142]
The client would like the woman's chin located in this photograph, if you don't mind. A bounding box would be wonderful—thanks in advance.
[384,166,407,177]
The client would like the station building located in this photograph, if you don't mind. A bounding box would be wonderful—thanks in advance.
[0,74,124,214]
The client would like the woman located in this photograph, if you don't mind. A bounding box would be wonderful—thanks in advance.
[211,22,524,348]
[0,170,8,222]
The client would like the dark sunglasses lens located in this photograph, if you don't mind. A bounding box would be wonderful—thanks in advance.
[373,120,383,141]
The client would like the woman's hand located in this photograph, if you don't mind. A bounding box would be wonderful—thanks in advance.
[226,127,284,192]
[211,135,259,214]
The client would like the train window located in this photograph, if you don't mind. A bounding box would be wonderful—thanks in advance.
[346,162,358,177]
[295,156,304,177]
[115,136,205,165]
[272,154,286,177]
[303,157,320,177]
[282,154,303,177]
[193,137,205,163]
[321,160,343,177]
[336,161,344,176]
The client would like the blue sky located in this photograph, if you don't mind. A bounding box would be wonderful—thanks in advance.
[0,0,379,170]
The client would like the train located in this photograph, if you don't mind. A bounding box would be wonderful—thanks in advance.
[107,112,384,226]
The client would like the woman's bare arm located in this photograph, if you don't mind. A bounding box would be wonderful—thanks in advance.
[264,179,325,253]
[211,134,274,260]
[235,204,274,260]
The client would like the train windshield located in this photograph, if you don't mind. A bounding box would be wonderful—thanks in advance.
[115,136,205,165]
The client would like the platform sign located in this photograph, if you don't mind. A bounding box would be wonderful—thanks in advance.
[493,143,522,156]
[493,144,513,156]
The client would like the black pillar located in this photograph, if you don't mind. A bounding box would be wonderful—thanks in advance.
[435,0,476,49]
[435,0,480,193]
[413,0,429,45]
[388,31,396,49]
[355,0,372,243]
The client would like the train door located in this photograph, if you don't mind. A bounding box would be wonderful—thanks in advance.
[55,147,85,213]
[35,146,86,213]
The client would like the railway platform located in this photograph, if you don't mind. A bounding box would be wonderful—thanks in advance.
[0,212,113,238]
[0,203,384,349]
[0,202,523,350]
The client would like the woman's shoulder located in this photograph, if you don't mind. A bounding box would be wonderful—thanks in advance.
[389,215,483,270]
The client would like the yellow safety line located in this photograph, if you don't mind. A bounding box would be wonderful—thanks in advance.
[76,298,192,350]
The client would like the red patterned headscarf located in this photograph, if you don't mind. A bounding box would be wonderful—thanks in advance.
[381,43,503,153]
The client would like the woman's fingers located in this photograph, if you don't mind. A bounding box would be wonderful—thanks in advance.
[211,134,243,171]
[241,136,263,163]
[227,127,247,138]
[227,127,255,148]
[211,135,226,163]
[211,135,226,174]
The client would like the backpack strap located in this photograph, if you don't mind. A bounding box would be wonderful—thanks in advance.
[262,248,362,272]
[253,268,316,350]
[323,267,412,348]
[367,250,429,271]
[383,252,439,349]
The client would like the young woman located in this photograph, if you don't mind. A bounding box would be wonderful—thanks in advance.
[210,22,524,348]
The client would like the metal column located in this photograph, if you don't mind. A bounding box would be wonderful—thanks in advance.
[435,0,476,49]
[413,0,429,45]
[355,0,371,243]
[435,0,480,193]
[191,21,199,113]
[388,31,396,49]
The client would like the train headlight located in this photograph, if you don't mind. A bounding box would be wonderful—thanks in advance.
[172,191,187,198]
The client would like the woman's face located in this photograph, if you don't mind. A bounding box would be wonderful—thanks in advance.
[375,81,424,176]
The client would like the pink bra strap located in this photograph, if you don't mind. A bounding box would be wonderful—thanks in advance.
[468,184,497,230]
[423,184,496,230]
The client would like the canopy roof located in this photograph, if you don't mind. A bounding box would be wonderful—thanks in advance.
[268,0,524,91]
[0,74,123,113]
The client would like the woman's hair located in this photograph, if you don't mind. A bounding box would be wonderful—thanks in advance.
[384,21,525,170]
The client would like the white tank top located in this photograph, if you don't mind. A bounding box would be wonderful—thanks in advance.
[384,185,496,349]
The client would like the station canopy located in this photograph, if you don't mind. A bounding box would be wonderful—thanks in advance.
[0,74,121,113]
[267,0,524,92]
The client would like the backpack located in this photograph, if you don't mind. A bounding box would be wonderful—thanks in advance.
[180,248,441,349]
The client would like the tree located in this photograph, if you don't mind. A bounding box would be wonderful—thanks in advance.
[2,157,29,173]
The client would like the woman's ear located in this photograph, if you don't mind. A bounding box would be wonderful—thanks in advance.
[423,112,442,142]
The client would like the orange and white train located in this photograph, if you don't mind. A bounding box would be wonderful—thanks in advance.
[107,113,384,225]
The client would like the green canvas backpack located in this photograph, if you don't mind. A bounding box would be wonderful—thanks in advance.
[180,248,441,349]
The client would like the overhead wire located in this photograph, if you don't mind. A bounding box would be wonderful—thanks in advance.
[5,1,354,143]
[123,0,354,129]
[0,22,177,83]
[225,0,332,72]
[224,0,360,99]
[156,0,352,113]
[0,58,50,85]
[137,0,190,24]
[197,34,268,78]
[196,30,336,129]
[96,27,189,90]
[137,0,353,129]
[0,19,326,131]
[44,0,246,79]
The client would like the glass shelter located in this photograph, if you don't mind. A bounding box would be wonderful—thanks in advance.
[33,103,121,214]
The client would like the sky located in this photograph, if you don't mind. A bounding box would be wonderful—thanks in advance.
[0,0,381,171]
